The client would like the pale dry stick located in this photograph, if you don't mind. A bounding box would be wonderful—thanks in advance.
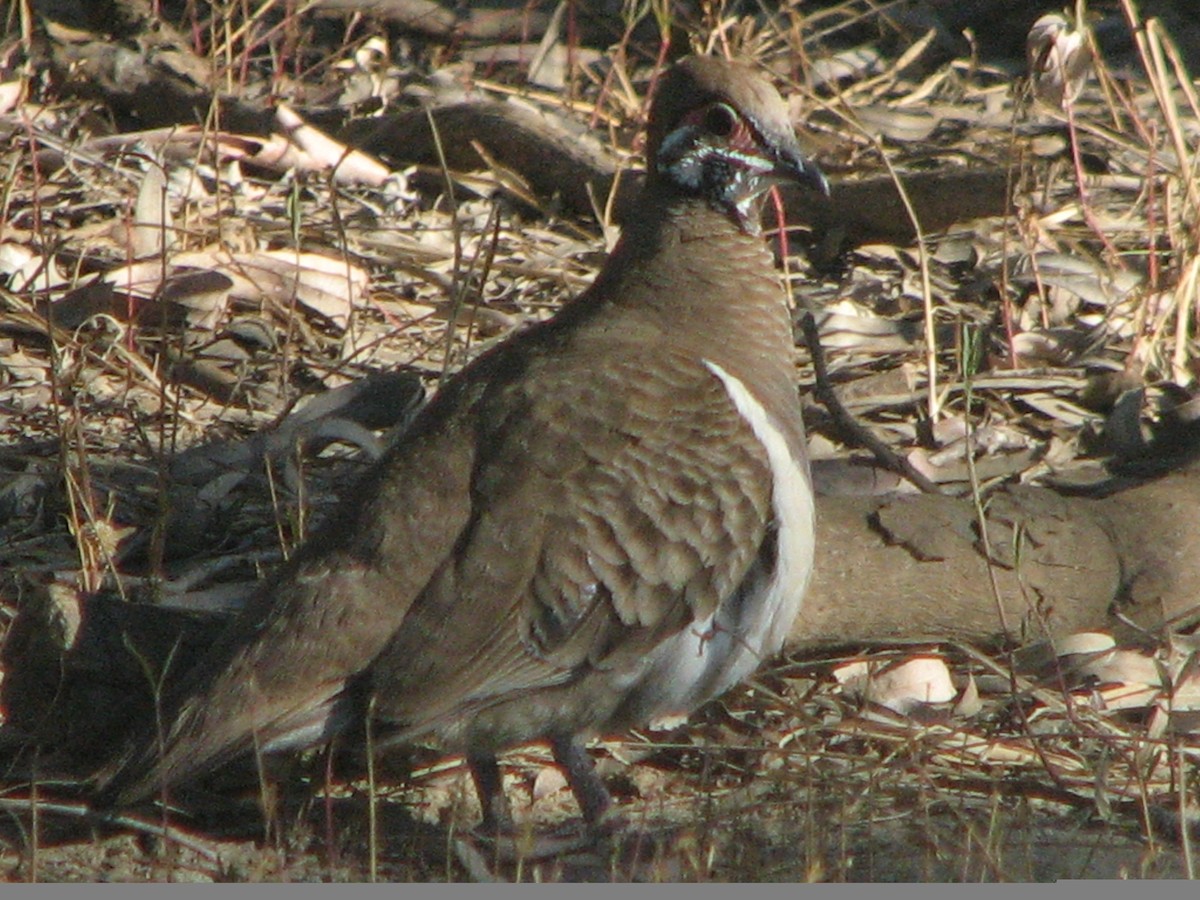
[14,102,102,597]
[875,150,943,423]
[261,0,325,90]
[1046,15,1127,269]
[1015,34,1150,368]
[592,158,631,250]
[948,642,1068,713]
[123,161,161,350]
[251,729,293,855]
[773,6,820,90]
[999,87,1038,365]
[578,51,643,247]
[1168,258,1200,386]
[703,11,733,60]
[1023,8,1161,376]
[1129,10,1200,217]
[318,743,339,877]
[1179,745,1197,878]
[1139,122,1164,321]
[316,151,371,361]
[802,51,946,415]
[1118,120,1166,376]
[466,138,560,219]
[122,634,186,878]
[643,0,676,114]
[474,78,628,126]
[421,104,473,387]
[206,0,324,87]
[891,52,960,109]
[802,0,911,47]
[13,0,34,54]
[211,2,236,96]
[29,764,38,882]
[909,764,1013,882]
[1089,67,1173,354]
[525,0,568,90]
[605,44,650,124]
[454,202,505,373]
[262,454,300,562]
[1128,737,1167,859]
[366,697,379,884]
[1141,20,1200,387]
[1123,4,1200,306]
[792,82,944,422]
[1064,82,1157,168]
[1149,18,1200,133]
[586,2,661,132]
[1082,7,1154,146]
[146,158,199,578]
[273,175,308,408]
[957,326,1078,801]
[0,799,222,865]
[0,153,20,243]
[861,28,941,104]
[59,405,129,595]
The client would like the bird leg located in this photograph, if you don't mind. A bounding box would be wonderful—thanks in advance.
[467,750,514,834]
[550,735,615,829]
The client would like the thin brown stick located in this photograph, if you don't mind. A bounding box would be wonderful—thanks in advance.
[799,311,943,495]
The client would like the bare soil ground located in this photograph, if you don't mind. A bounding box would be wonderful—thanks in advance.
[2,0,1200,883]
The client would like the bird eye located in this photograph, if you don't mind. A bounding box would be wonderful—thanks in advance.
[704,103,738,137]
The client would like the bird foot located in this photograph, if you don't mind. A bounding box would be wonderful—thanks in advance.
[455,819,691,881]
[462,818,596,864]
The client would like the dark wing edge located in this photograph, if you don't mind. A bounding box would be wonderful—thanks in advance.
[367,350,774,740]
[92,410,480,808]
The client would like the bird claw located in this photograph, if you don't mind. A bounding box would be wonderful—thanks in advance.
[455,820,692,882]
[459,820,599,866]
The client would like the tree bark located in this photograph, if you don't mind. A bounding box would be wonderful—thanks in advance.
[799,466,1200,649]
[6,465,1199,763]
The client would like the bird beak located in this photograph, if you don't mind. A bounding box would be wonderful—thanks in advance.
[768,143,830,197]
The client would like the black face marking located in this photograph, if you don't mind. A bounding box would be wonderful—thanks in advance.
[655,102,792,233]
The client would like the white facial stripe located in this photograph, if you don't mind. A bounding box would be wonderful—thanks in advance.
[657,125,702,188]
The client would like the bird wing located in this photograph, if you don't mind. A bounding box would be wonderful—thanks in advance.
[369,340,775,736]
[97,383,482,806]
[100,316,778,804]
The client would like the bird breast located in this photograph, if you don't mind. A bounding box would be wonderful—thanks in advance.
[612,359,815,729]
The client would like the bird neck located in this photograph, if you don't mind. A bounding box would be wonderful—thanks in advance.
[583,181,797,387]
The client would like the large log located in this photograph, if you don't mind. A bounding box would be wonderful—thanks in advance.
[350,103,1011,250]
[803,467,1200,646]
[5,466,1198,766]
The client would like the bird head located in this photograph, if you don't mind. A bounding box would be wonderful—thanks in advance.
[646,56,828,235]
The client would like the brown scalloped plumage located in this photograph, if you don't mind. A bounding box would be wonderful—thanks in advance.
[95,55,825,834]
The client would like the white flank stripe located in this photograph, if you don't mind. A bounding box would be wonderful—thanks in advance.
[702,360,815,653]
